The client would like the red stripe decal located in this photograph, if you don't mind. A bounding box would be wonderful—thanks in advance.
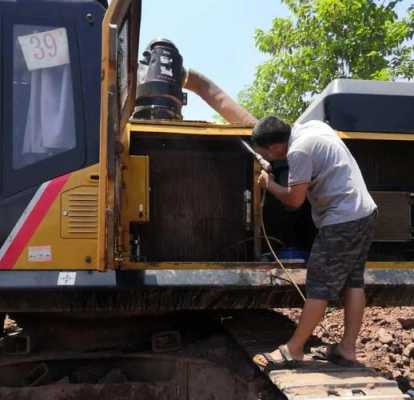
[0,174,70,269]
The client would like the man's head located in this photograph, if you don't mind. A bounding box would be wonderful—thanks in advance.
[251,116,291,161]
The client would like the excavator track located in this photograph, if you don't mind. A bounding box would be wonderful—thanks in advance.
[223,310,408,400]
[0,311,280,400]
[0,310,408,400]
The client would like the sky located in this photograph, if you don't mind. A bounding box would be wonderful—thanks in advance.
[138,0,412,122]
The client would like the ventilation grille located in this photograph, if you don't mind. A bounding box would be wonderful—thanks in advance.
[371,191,412,242]
[61,187,98,239]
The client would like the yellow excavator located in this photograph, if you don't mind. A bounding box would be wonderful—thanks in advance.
[0,0,414,398]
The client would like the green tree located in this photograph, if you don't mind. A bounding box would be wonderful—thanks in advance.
[240,0,414,123]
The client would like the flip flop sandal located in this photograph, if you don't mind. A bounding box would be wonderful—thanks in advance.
[253,345,303,371]
[325,344,362,368]
[252,352,279,371]
[278,344,303,368]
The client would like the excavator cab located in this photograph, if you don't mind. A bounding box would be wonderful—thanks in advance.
[0,0,141,273]
[0,0,104,196]
[0,0,105,271]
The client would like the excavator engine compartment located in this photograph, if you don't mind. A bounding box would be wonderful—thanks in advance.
[128,128,256,263]
[124,124,414,283]
[126,120,414,268]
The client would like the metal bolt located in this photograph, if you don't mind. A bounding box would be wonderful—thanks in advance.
[85,256,92,264]
[85,13,94,25]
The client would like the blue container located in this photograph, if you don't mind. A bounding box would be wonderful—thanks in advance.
[278,247,309,262]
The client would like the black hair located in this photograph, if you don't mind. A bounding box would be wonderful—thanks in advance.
[251,116,291,147]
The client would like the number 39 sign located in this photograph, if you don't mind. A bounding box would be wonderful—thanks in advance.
[18,28,70,71]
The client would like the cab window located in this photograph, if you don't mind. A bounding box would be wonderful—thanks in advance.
[12,25,76,169]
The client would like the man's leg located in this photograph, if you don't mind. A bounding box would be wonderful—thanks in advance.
[283,298,328,359]
[335,212,376,361]
[272,228,329,361]
[336,287,365,361]
[253,298,327,366]
[253,224,336,368]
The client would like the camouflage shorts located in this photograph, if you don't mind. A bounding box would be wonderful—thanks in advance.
[306,210,378,301]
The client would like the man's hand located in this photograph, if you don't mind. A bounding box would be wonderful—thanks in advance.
[257,170,273,189]
[257,170,309,209]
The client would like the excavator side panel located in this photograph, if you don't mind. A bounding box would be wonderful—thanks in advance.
[97,0,141,270]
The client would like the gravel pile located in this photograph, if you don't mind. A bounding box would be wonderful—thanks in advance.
[278,306,414,393]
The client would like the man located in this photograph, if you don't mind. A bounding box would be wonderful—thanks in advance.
[251,116,377,368]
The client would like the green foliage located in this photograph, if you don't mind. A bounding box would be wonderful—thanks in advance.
[240,0,414,123]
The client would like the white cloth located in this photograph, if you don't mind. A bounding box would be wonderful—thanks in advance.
[23,64,75,154]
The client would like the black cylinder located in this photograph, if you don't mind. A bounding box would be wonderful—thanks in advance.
[134,39,185,120]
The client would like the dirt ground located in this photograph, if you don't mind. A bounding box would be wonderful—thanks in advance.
[278,306,414,393]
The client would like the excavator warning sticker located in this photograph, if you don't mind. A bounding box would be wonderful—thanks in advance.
[28,245,52,262]
[57,272,77,286]
[18,28,70,71]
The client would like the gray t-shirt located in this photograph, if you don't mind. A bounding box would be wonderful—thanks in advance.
[287,120,377,228]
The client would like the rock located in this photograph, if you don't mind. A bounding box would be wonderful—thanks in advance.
[401,332,412,345]
[403,343,414,358]
[393,370,402,379]
[360,336,371,344]
[377,328,393,344]
[390,344,403,354]
[398,318,414,330]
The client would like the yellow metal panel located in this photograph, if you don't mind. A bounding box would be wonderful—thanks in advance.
[338,131,414,141]
[124,155,150,223]
[14,166,99,270]
[128,121,253,137]
[98,0,140,271]
[366,261,414,269]
[129,122,414,142]
[61,186,98,238]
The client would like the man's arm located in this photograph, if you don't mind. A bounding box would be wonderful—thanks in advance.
[258,170,309,209]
